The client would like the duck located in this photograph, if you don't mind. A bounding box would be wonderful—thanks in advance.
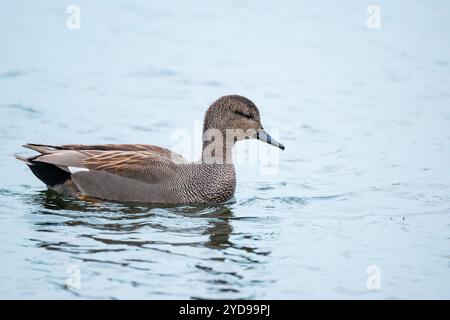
[16,95,285,204]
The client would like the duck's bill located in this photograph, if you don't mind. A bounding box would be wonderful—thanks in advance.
[255,129,285,150]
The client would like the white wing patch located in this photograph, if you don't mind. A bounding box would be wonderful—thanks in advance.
[68,166,90,174]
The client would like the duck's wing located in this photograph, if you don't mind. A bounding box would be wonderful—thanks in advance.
[82,150,181,183]
[22,144,186,184]
[23,143,186,163]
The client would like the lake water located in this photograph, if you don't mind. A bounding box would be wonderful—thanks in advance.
[1,0,449,299]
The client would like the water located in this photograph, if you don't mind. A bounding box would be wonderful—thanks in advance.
[1,0,450,299]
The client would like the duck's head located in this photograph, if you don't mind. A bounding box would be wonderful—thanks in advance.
[203,95,285,151]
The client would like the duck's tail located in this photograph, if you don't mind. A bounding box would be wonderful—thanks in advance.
[15,144,72,187]
[15,154,33,165]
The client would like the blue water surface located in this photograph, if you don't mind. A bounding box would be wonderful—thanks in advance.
[0,0,449,299]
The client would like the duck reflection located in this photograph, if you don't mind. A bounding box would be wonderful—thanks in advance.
[203,207,233,249]
[27,190,270,298]
[29,190,254,252]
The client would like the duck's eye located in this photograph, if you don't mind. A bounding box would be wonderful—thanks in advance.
[235,110,253,119]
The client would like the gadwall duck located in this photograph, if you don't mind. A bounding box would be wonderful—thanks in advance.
[16,95,284,204]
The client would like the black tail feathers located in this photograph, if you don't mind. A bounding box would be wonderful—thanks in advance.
[27,161,71,187]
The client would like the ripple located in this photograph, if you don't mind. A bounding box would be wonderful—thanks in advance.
[0,70,25,79]
[239,196,309,207]
[3,103,40,115]
[125,67,178,78]
[128,124,155,133]
[308,193,355,202]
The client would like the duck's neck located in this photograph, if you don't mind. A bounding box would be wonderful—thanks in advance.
[200,129,235,165]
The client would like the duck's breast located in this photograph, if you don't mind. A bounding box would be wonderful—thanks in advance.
[178,164,236,203]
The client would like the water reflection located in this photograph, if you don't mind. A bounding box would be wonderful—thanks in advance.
[204,207,232,250]
[25,190,270,298]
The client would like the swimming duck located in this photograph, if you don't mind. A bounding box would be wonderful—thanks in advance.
[16,95,284,204]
